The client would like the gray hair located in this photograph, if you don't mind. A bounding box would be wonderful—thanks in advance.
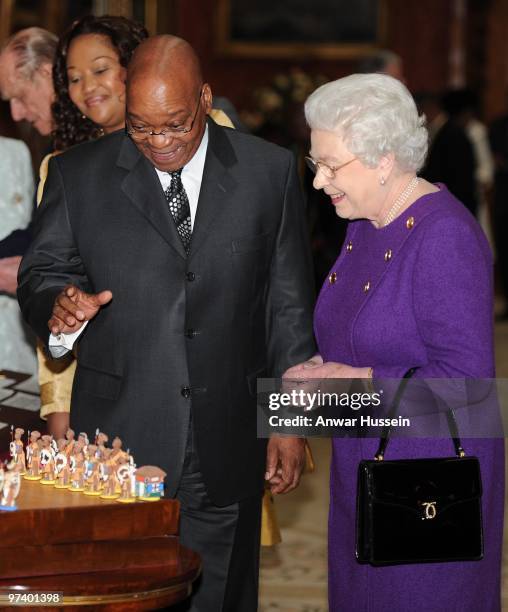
[304,73,428,172]
[1,27,58,79]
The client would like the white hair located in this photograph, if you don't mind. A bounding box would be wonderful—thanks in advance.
[1,27,57,80]
[304,73,428,172]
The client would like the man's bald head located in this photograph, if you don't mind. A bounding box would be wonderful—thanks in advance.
[128,35,202,93]
[125,35,212,173]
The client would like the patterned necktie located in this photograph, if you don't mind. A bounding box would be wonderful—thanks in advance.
[165,169,192,253]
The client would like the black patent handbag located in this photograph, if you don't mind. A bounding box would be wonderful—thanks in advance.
[355,369,483,566]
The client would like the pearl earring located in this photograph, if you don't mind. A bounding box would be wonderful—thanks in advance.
[380,176,386,186]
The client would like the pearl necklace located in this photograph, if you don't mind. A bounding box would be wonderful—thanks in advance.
[382,176,419,227]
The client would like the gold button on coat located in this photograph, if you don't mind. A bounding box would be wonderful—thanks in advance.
[346,241,353,252]
[329,272,337,284]
[384,249,392,261]
[406,216,415,229]
[364,281,370,292]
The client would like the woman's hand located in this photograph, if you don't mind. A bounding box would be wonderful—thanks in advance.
[284,360,371,380]
[282,354,323,378]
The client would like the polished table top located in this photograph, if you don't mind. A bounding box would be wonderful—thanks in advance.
[0,478,200,610]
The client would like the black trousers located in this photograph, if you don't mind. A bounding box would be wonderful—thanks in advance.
[171,425,263,612]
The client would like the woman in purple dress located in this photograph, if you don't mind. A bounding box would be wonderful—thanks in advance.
[286,74,504,611]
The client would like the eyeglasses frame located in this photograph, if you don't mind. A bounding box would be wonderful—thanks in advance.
[126,85,204,141]
[305,155,357,179]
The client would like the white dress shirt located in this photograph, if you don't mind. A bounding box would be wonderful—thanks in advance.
[49,125,209,356]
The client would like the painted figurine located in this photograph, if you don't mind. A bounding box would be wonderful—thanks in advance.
[100,449,120,499]
[84,444,102,495]
[24,431,42,480]
[116,455,136,503]
[64,428,76,456]
[40,435,56,484]
[54,439,71,489]
[110,436,128,464]
[96,432,109,460]
[69,449,86,492]
[0,463,22,510]
[10,428,26,474]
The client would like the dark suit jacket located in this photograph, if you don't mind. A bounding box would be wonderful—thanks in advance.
[18,120,316,505]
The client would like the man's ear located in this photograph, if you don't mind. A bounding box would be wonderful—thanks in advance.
[37,62,53,81]
[202,83,213,113]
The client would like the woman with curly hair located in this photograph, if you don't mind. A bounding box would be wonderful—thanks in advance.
[39,15,148,439]
[51,14,147,150]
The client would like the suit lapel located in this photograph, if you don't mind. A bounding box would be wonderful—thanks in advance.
[117,135,186,259]
[189,119,238,258]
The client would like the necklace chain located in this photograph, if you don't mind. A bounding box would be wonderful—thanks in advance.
[382,176,419,227]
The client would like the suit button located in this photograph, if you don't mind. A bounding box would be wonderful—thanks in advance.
[185,328,196,339]
[181,386,191,398]
[186,272,195,281]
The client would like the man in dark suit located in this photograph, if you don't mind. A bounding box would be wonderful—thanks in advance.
[18,35,315,611]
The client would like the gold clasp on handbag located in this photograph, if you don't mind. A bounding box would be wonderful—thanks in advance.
[420,501,437,520]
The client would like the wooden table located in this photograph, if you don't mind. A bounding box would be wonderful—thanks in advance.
[0,480,201,610]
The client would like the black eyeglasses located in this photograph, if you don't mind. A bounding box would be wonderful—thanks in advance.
[126,86,204,141]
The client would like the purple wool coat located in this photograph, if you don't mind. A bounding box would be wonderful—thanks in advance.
[314,186,504,612]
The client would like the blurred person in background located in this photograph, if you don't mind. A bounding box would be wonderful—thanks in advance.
[490,97,508,318]
[357,49,405,82]
[0,133,36,373]
[419,89,478,216]
[0,28,57,290]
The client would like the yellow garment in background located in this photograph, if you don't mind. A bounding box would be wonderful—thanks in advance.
[36,152,77,419]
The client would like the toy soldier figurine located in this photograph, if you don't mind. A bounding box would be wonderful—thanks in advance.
[40,435,56,484]
[9,425,15,459]
[54,439,70,489]
[116,455,136,503]
[64,428,76,456]
[110,436,128,464]
[10,428,26,474]
[96,432,109,459]
[84,445,102,496]
[78,432,89,455]
[69,449,86,492]
[0,463,22,510]
[100,448,120,499]
[24,431,42,480]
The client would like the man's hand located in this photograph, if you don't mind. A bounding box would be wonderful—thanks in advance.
[48,285,113,335]
[47,412,70,441]
[0,256,22,295]
[265,436,306,494]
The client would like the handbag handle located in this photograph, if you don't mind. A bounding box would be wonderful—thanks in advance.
[374,368,466,461]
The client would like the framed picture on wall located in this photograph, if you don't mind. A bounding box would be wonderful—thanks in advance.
[215,0,387,59]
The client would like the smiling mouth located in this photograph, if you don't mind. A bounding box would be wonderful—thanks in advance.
[149,144,185,160]
[85,96,107,107]
[329,191,345,204]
